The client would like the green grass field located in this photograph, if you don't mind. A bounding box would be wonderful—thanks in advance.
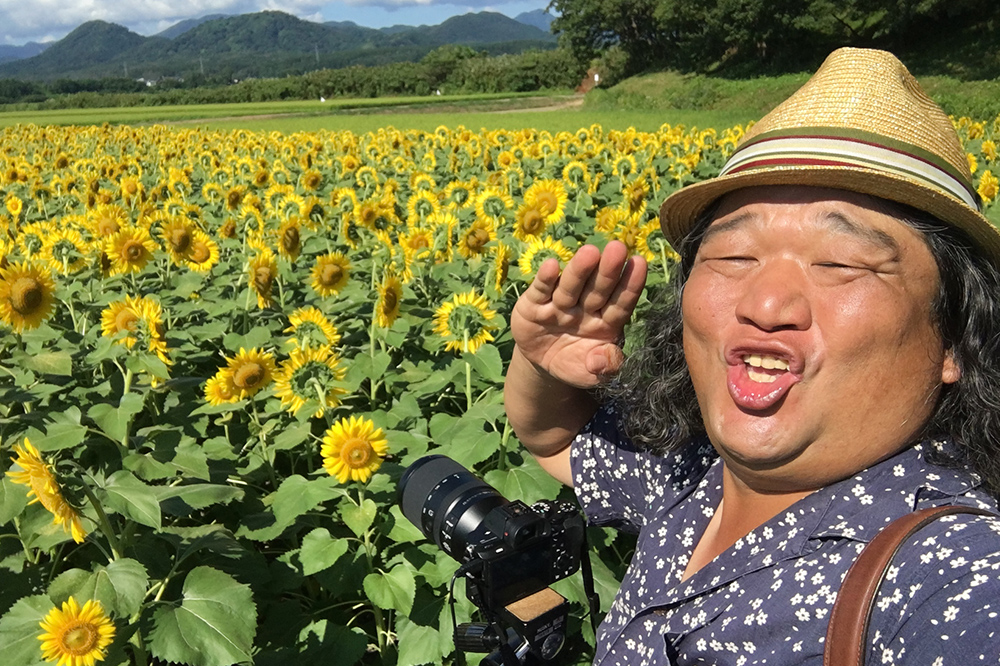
[0,92,757,134]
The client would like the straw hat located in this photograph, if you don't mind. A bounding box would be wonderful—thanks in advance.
[658,47,1000,264]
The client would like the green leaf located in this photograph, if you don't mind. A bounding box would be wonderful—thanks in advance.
[428,412,500,468]
[148,567,257,666]
[31,407,87,452]
[299,528,351,576]
[0,594,51,666]
[272,422,312,451]
[386,505,426,543]
[0,478,28,524]
[48,558,149,618]
[88,392,145,443]
[101,471,162,529]
[340,498,377,537]
[270,475,346,527]
[363,564,415,615]
[396,617,446,666]
[223,326,274,353]
[297,620,368,666]
[463,344,503,383]
[23,350,72,377]
[155,484,243,515]
[484,457,564,506]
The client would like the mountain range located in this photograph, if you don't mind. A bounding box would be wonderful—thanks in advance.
[0,10,557,81]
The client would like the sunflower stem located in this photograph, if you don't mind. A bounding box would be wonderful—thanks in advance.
[463,330,473,412]
[80,482,122,561]
[498,418,512,471]
[129,628,150,666]
[658,240,671,285]
[359,496,389,654]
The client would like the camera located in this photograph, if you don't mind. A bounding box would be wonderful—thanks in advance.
[398,455,598,666]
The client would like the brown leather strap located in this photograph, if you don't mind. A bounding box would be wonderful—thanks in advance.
[824,505,994,666]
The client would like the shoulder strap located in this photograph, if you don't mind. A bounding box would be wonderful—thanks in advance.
[824,505,994,666]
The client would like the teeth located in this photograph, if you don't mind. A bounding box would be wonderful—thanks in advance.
[747,368,778,383]
[743,354,790,371]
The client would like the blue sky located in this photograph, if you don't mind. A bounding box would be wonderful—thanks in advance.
[0,0,553,46]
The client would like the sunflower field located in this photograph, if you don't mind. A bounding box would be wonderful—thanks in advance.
[0,113,998,666]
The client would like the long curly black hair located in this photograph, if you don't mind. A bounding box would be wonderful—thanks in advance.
[604,198,1000,497]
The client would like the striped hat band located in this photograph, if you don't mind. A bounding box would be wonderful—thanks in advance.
[721,128,982,212]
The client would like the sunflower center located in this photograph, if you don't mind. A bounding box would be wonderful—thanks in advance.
[61,622,98,655]
[123,180,138,195]
[122,239,145,262]
[320,263,343,287]
[219,220,236,238]
[190,241,210,263]
[254,266,274,293]
[535,191,557,216]
[115,308,139,332]
[10,277,43,314]
[381,288,398,313]
[233,362,264,389]
[282,227,300,253]
[341,438,373,468]
[466,228,490,252]
[227,190,243,209]
[169,227,191,253]
[521,209,544,234]
[96,218,120,237]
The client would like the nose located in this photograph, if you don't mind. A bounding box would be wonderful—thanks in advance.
[734,259,812,331]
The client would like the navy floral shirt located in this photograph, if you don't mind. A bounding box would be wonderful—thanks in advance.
[571,406,1000,665]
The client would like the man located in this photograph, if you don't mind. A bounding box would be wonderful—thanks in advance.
[504,48,1000,665]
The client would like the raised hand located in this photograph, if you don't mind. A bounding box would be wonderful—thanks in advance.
[511,240,648,388]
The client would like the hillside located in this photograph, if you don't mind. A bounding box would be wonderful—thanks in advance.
[0,11,555,81]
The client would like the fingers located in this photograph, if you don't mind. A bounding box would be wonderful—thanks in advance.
[603,253,648,330]
[550,244,601,310]
[585,343,625,377]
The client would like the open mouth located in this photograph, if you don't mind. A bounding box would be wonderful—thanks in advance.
[726,351,801,411]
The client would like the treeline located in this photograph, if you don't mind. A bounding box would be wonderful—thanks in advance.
[0,46,585,109]
[550,0,1000,81]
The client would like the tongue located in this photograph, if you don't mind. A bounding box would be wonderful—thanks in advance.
[727,363,798,411]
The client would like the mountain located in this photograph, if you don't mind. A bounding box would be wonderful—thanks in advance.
[0,11,557,81]
[155,14,230,40]
[515,9,555,32]
[0,41,50,64]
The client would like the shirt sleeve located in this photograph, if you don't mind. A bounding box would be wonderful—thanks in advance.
[570,404,651,532]
[867,513,1000,665]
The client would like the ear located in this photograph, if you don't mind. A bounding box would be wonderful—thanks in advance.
[941,348,961,385]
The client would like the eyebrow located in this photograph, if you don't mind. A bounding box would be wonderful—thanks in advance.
[702,209,901,255]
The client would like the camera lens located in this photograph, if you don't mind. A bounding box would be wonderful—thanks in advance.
[398,455,508,560]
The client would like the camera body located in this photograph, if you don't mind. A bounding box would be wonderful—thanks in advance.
[398,455,593,665]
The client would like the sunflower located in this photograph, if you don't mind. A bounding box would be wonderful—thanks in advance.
[105,226,158,275]
[457,218,496,259]
[310,252,351,298]
[512,202,549,241]
[7,439,87,543]
[375,272,403,328]
[595,206,626,234]
[432,289,499,354]
[475,187,514,220]
[5,193,23,218]
[224,348,276,399]
[284,306,341,349]
[406,189,440,226]
[518,236,575,279]
[0,261,56,332]
[524,179,567,223]
[16,221,53,259]
[443,179,477,210]
[321,415,389,484]
[398,228,434,262]
[491,241,512,294]
[622,177,651,216]
[38,597,116,666]
[979,170,999,204]
[158,216,195,264]
[184,230,220,273]
[204,369,239,405]
[273,345,347,417]
[40,227,89,274]
[562,160,590,190]
[118,175,143,204]
[85,204,128,240]
[300,168,324,192]
[100,295,170,365]
[225,185,247,211]
[248,252,277,309]
[276,217,303,261]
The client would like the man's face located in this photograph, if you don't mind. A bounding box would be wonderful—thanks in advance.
[682,186,960,493]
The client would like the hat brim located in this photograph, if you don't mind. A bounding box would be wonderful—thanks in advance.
[658,165,1000,265]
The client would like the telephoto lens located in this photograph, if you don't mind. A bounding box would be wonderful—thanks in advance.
[398,454,510,561]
